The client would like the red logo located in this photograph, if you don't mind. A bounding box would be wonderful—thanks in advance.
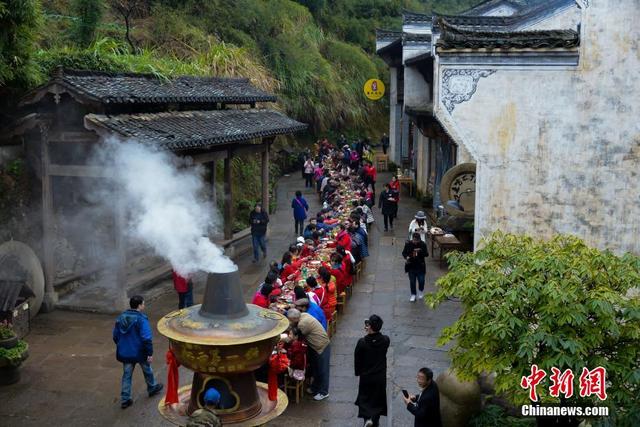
[521,364,547,402]
[549,367,574,398]
[579,367,607,401]
[521,365,607,402]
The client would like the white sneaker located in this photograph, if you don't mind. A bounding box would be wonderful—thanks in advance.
[313,392,329,401]
[409,295,416,302]
[417,291,424,299]
[364,420,374,427]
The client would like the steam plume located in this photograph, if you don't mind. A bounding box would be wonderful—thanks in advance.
[97,138,235,275]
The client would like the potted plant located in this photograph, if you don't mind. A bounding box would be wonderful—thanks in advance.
[0,320,29,385]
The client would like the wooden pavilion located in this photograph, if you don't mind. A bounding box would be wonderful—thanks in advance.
[2,68,306,312]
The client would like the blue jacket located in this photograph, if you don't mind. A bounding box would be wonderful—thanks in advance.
[307,301,328,330]
[291,196,309,220]
[113,309,153,363]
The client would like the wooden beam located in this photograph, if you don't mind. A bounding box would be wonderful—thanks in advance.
[48,164,112,178]
[223,149,233,240]
[189,150,228,164]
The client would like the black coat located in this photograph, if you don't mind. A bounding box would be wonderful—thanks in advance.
[249,210,269,235]
[354,332,390,420]
[378,189,399,216]
[402,240,428,274]
[407,381,442,427]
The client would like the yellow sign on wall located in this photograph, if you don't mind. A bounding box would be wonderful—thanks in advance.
[364,79,385,100]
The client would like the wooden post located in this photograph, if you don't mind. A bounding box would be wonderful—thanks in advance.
[113,194,128,310]
[223,149,233,240]
[211,160,217,209]
[40,123,58,312]
[261,141,270,213]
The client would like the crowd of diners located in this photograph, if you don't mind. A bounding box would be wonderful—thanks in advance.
[252,138,386,402]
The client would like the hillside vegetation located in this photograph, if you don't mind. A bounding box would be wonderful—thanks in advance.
[3,0,485,135]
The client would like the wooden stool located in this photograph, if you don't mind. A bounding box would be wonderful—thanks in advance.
[328,311,337,337]
[375,153,389,172]
[284,373,304,404]
[354,262,363,281]
[337,292,347,313]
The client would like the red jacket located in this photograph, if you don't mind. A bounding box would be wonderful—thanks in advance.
[335,230,352,250]
[368,165,377,182]
[280,259,304,282]
[300,245,314,258]
[287,340,308,370]
[172,271,190,293]
[320,278,337,321]
[252,292,270,308]
[323,263,349,294]
[389,180,400,199]
[312,286,326,307]
[341,260,353,286]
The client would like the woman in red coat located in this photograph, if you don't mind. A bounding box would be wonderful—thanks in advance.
[389,175,400,200]
[280,252,305,282]
[334,224,352,251]
[306,276,327,317]
[317,267,337,321]
[252,283,273,308]
[286,327,308,372]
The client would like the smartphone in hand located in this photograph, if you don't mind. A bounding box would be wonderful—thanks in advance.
[402,389,409,399]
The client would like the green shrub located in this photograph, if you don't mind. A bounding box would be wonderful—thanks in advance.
[0,323,16,340]
[427,233,640,424]
[0,340,28,367]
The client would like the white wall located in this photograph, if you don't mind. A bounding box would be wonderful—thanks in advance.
[434,0,640,255]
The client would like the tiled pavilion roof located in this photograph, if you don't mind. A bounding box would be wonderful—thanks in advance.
[84,109,307,151]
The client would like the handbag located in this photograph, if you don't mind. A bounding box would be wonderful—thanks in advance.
[290,368,306,381]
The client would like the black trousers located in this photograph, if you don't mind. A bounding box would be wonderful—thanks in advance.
[383,214,394,230]
[304,173,314,188]
[295,219,304,235]
[382,145,388,154]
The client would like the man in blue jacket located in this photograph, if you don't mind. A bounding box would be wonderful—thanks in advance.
[113,295,163,409]
[291,190,309,235]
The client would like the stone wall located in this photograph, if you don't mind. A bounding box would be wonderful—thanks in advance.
[434,0,640,255]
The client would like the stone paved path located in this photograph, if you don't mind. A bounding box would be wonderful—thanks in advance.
[275,172,461,427]
[0,172,462,427]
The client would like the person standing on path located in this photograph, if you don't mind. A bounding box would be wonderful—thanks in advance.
[408,211,429,243]
[303,158,315,188]
[171,270,193,309]
[286,308,331,401]
[355,315,390,427]
[291,190,309,235]
[250,202,269,262]
[380,133,389,155]
[402,232,429,302]
[112,295,163,409]
[378,183,399,232]
[402,367,442,427]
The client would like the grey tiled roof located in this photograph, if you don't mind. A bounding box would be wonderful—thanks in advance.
[437,20,579,50]
[436,0,575,31]
[375,29,403,41]
[404,33,432,44]
[403,11,431,24]
[28,69,276,106]
[85,109,307,150]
